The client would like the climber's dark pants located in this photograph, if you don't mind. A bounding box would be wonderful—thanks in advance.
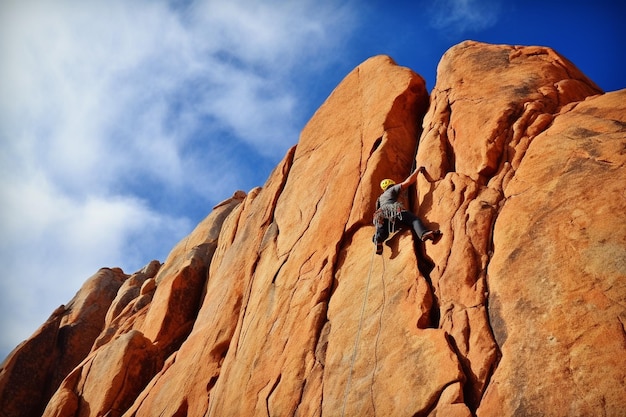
[374,210,429,244]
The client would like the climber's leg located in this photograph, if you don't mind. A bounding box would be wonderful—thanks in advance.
[373,219,390,254]
[399,211,434,241]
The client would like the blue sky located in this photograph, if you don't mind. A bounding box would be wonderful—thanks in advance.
[0,0,623,360]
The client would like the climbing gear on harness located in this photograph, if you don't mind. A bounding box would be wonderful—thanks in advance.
[379,178,395,191]
[374,201,404,224]
[373,201,405,239]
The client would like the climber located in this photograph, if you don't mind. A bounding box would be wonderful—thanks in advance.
[373,167,440,255]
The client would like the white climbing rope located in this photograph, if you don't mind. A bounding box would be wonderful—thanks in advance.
[341,244,378,417]
[371,250,387,410]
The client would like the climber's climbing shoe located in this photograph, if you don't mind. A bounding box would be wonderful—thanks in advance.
[421,230,441,242]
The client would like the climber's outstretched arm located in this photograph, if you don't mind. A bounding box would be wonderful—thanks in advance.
[399,167,424,191]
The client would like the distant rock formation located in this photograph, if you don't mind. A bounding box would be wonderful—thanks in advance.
[1,41,624,417]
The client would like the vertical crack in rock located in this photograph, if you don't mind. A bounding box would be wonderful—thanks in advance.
[472,91,567,403]
[415,244,441,329]
[370,136,383,155]
[418,42,610,415]
[265,374,282,416]
[234,255,262,355]
[233,148,297,356]
[443,99,457,174]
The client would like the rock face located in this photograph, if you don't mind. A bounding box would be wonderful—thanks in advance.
[481,89,626,416]
[0,268,127,417]
[1,41,624,417]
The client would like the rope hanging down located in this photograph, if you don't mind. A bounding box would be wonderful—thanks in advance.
[340,243,385,416]
[340,132,420,415]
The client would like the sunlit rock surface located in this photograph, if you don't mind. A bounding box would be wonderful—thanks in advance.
[1,41,624,417]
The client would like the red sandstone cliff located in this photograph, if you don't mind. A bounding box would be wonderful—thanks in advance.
[1,41,624,417]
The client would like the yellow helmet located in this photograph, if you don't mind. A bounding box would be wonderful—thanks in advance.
[380,179,395,191]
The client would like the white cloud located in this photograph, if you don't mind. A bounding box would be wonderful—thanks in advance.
[0,171,190,357]
[428,0,502,34]
[0,0,356,358]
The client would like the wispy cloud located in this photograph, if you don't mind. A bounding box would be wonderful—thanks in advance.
[0,0,355,358]
[428,0,502,35]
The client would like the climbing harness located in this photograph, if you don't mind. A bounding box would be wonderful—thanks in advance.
[373,201,405,236]
[340,243,386,417]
